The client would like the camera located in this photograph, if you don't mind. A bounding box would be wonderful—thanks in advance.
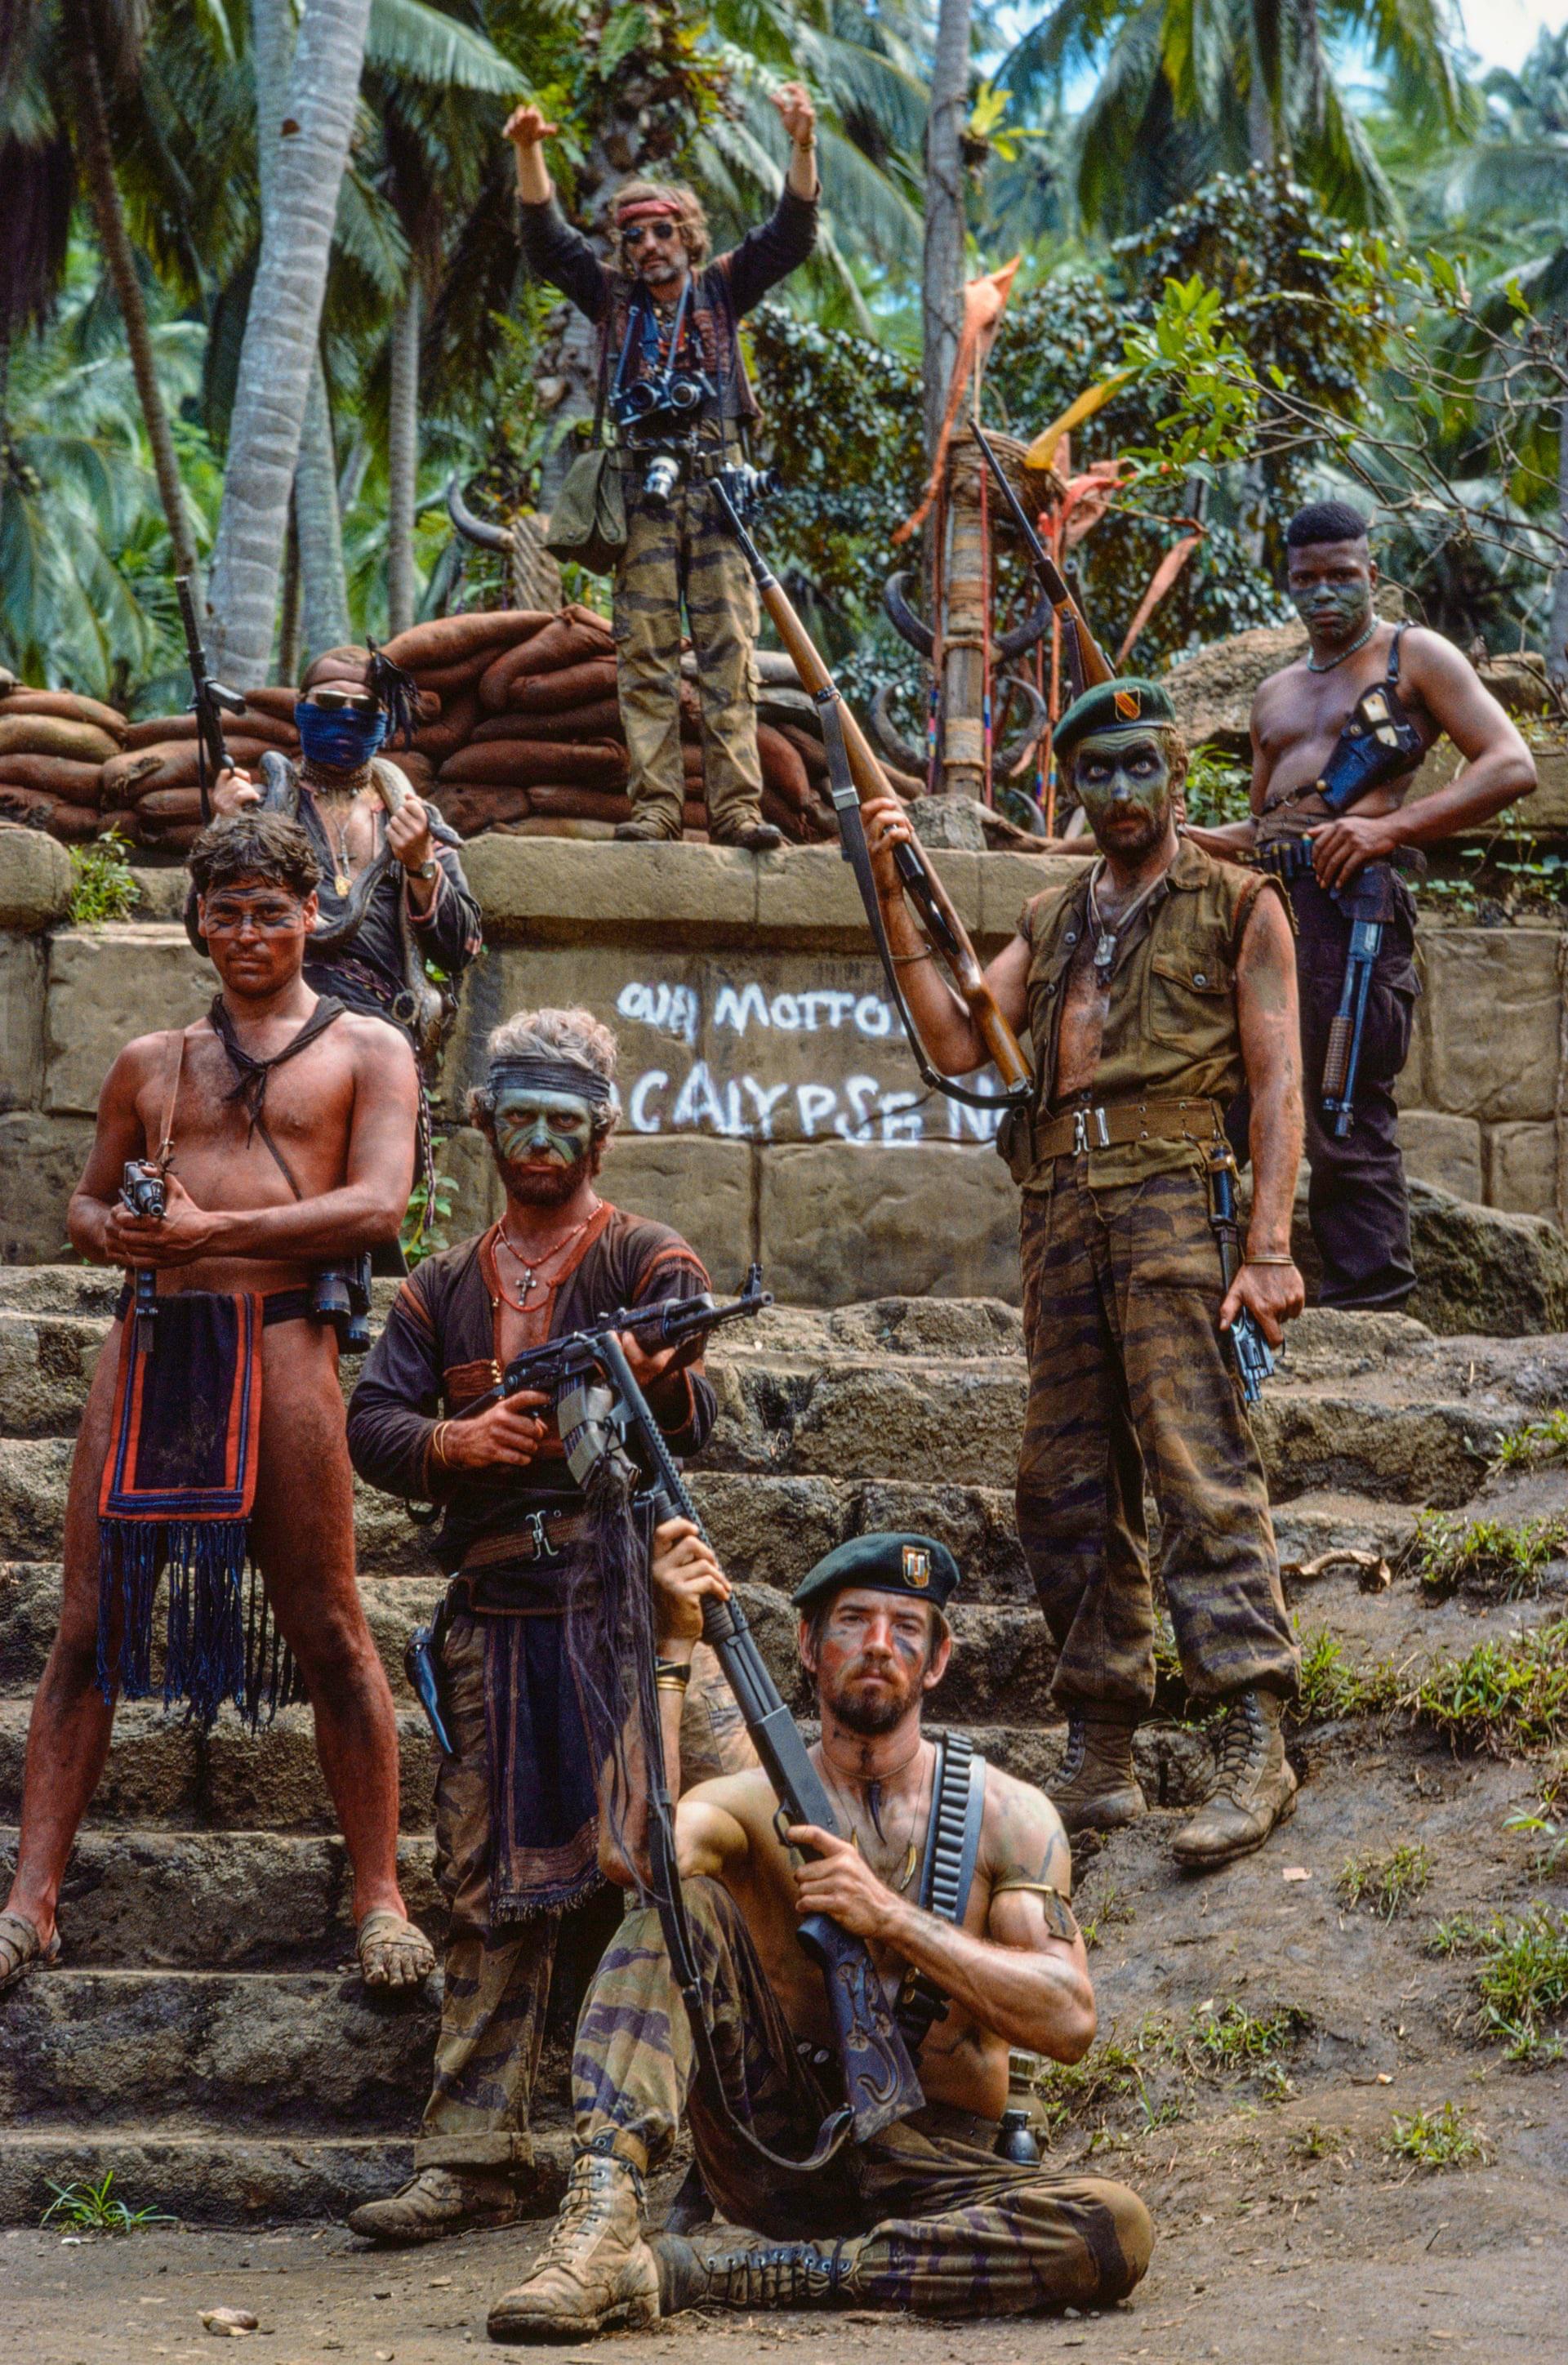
[642,452,684,507]
[121,1160,167,1222]
[716,462,779,521]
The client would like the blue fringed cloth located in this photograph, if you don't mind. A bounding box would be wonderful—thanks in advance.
[96,1289,297,1729]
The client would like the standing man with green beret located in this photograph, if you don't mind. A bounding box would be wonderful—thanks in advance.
[858,684,1306,1869]
[483,1526,1152,2342]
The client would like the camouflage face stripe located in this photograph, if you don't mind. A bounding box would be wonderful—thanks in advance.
[571,1875,1152,2313]
[613,477,764,837]
[1016,1168,1298,1712]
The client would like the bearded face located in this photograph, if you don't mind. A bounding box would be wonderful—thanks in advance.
[488,1088,600,1207]
[802,1588,947,1736]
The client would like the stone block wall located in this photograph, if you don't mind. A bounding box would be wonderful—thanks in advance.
[0,827,1562,1295]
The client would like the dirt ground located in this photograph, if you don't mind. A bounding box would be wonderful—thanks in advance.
[10,1710,1567,2365]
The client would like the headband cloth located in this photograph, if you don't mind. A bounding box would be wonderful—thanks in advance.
[488,1056,613,1108]
[618,197,681,224]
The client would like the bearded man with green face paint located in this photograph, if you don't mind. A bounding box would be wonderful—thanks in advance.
[344,1008,755,2247]
[860,680,1306,1870]
[1183,500,1535,1307]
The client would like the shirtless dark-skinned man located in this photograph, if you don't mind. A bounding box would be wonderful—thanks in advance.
[1183,499,1536,1307]
[0,812,434,2001]
[483,1525,1152,2342]
[858,679,1305,1867]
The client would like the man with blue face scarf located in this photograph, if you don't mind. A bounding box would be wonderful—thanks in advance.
[211,644,481,1054]
[344,1006,754,2247]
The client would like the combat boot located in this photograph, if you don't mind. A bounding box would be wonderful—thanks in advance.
[652,2229,856,2315]
[487,2149,660,2344]
[348,2166,523,2247]
[1048,1713,1147,1837]
[1172,1687,1298,1869]
[710,818,783,853]
[614,817,681,843]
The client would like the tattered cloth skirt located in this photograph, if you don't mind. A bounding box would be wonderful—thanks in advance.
[96,1285,303,1729]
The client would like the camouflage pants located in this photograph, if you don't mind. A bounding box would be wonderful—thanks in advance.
[612,469,763,839]
[416,1607,754,2172]
[573,1877,1152,2316]
[1016,1164,1298,1716]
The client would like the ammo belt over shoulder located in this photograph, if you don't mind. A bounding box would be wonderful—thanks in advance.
[897,1731,987,2051]
[1031,1095,1227,1162]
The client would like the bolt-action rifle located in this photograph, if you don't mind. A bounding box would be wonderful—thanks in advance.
[969,422,1114,705]
[710,469,1032,1116]
[176,576,247,825]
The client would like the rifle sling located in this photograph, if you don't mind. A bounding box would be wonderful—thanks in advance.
[817,690,1029,1115]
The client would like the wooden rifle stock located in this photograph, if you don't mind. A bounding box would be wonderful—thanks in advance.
[969,424,1114,700]
[710,476,1031,1098]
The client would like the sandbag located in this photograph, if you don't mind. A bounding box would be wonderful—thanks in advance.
[499,816,617,841]
[238,684,301,722]
[410,652,497,701]
[761,787,807,838]
[500,659,621,719]
[439,737,628,790]
[124,710,299,753]
[0,689,127,741]
[0,755,106,802]
[479,614,613,710]
[432,785,534,835]
[384,609,554,670]
[524,786,635,826]
[137,786,205,824]
[121,741,280,799]
[777,721,829,781]
[390,750,436,795]
[139,820,201,853]
[100,748,176,804]
[0,715,119,765]
[100,808,140,843]
[470,696,624,746]
[756,724,812,812]
[411,688,481,761]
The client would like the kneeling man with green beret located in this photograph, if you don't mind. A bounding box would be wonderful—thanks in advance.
[858,683,1305,1868]
[484,1528,1152,2343]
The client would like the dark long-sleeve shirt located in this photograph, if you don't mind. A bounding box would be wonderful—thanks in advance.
[293,765,482,1036]
[518,187,817,424]
[347,1205,717,1574]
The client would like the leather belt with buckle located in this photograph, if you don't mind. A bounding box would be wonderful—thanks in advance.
[1032,1096,1226,1161]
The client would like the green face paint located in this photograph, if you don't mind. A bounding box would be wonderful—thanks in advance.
[1286,546,1373,640]
[1071,729,1174,831]
[492,1088,596,1170]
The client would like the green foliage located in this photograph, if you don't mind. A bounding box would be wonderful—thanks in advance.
[1182,742,1251,827]
[1406,1510,1568,1601]
[1383,2101,1490,2169]
[1494,1409,1568,1474]
[40,2171,176,2233]
[1453,1905,1568,2061]
[1184,1997,1311,2071]
[1412,1617,1568,1757]
[1293,1624,1401,1721]
[1507,1762,1568,1877]
[402,1134,460,1266]
[67,832,140,927]
[1338,1842,1432,1920]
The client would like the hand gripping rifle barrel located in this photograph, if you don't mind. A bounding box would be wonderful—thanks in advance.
[176,575,247,824]
[708,470,1033,1113]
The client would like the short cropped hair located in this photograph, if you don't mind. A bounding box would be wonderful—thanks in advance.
[1285,499,1371,550]
[612,179,711,271]
[467,1005,620,1143]
[189,812,319,901]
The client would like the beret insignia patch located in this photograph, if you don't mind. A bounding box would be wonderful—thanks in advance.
[1114,688,1140,720]
[903,1546,931,1588]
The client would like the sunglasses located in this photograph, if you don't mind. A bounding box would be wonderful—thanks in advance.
[305,689,379,715]
[623,220,679,247]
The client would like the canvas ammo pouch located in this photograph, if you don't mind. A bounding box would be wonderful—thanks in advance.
[544,328,628,575]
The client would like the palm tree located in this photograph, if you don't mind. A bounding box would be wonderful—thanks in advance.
[1000,0,1472,237]
[207,0,375,684]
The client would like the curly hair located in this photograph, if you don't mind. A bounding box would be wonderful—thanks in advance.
[467,1006,621,1147]
[189,812,320,902]
[612,178,710,272]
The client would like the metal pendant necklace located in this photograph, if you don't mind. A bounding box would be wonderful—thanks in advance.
[822,1746,931,1895]
[1306,617,1377,674]
[494,1205,599,1310]
[1086,862,1162,982]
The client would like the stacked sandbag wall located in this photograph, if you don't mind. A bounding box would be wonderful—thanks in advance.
[0,675,130,844]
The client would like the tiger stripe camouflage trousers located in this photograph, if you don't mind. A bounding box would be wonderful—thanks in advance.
[572,1875,1153,2316]
[612,468,764,840]
[1016,1162,1298,1717]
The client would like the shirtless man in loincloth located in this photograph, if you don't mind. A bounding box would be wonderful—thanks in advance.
[0,811,433,1998]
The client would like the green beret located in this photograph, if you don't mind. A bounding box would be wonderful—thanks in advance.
[1054,677,1177,762]
[791,1531,960,1615]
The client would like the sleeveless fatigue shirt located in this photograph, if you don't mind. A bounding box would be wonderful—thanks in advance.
[1015,838,1285,1191]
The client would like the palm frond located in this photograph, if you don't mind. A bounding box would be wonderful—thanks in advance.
[365,0,525,94]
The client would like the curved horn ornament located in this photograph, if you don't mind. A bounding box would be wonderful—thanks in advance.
[446,473,512,554]
[882,570,934,658]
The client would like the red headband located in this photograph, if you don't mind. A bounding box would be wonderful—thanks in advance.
[617,197,682,226]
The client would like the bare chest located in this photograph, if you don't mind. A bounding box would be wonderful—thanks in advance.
[1258,656,1428,807]
[1055,933,1110,1095]
[312,795,382,887]
[140,1034,358,1208]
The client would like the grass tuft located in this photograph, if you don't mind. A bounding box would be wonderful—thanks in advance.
[1492,1409,1568,1475]
[1338,1842,1432,1920]
[1294,1625,1401,1721]
[1383,2102,1490,2170]
[40,2171,175,2234]
[67,833,140,927]
[1507,1761,1568,1877]
[1426,1904,1568,2060]
[1185,1998,1312,2071]
[1407,1511,1568,1602]
[1410,1618,1568,1757]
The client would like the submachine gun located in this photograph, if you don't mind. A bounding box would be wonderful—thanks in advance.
[409,1263,928,2165]
[176,575,247,825]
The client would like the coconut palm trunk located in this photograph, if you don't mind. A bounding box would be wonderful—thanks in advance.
[387,280,421,635]
[63,0,201,590]
[208,0,373,684]
[923,0,971,465]
[296,353,353,658]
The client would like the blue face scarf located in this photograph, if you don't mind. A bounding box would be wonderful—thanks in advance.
[295,701,389,769]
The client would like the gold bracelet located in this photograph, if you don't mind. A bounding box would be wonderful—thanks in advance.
[655,1677,689,1695]
[1244,1254,1295,1267]
[429,1419,452,1468]
[654,1658,693,1688]
[891,946,936,965]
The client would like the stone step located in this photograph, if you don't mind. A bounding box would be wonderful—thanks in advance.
[0,2130,417,2228]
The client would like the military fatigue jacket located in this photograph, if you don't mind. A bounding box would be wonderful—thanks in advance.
[1015,837,1285,1191]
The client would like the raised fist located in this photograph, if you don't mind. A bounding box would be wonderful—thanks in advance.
[771,81,816,146]
[504,102,558,151]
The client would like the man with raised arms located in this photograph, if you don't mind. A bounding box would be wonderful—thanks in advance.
[0,813,434,2001]
[859,680,1305,1868]
[483,1527,1152,2343]
[1183,499,1535,1307]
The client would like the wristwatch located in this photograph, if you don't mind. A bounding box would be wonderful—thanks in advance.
[411,857,439,882]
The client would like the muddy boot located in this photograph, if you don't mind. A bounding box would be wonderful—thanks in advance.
[487,2149,659,2344]
[1049,1713,1147,1838]
[1172,1688,1298,1870]
[651,2230,856,2315]
[710,818,783,853]
[348,2166,523,2247]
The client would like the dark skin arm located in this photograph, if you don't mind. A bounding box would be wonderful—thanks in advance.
[72,1027,419,1267]
[1307,629,1535,889]
[1223,889,1305,1344]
